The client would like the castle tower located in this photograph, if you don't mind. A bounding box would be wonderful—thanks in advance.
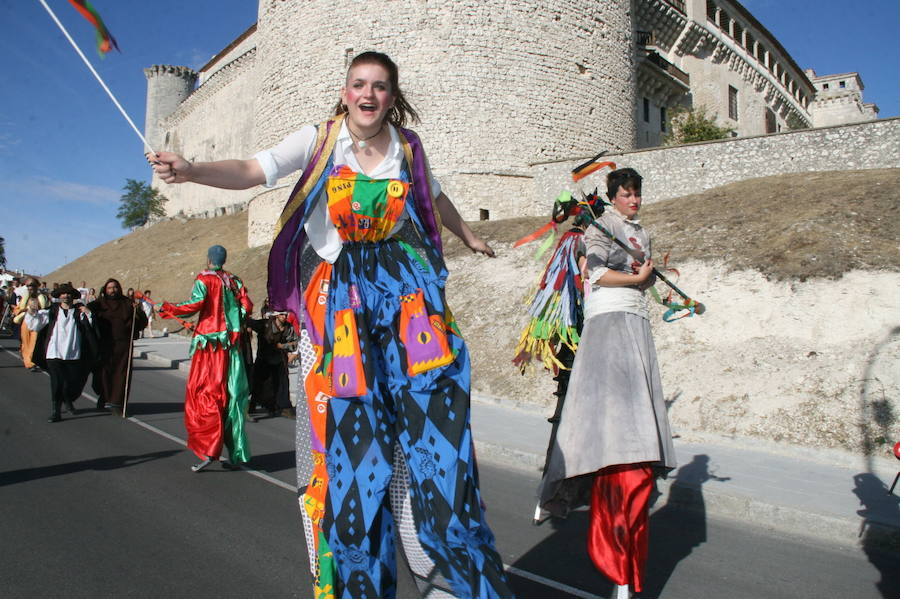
[143,65,198,153]
[245,0,636,240]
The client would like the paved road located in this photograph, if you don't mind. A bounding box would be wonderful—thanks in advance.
[1,338,895,598]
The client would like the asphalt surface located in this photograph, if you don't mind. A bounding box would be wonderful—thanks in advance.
[1,338,896,599]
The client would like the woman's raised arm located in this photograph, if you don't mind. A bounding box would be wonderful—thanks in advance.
[148,151,266,190]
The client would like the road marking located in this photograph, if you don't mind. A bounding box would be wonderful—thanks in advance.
[504,565,604,599]
[2,345,604,598]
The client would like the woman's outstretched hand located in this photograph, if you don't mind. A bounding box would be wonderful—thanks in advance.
[466,237,495,258]
[146,151,192,184]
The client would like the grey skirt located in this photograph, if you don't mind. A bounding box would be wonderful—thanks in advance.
[538,311,676,515]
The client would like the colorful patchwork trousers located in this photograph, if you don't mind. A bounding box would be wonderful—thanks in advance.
[299,238,513,599]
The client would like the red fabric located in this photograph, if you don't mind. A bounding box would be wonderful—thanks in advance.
[184,344,228,459]
[588,463,654,592]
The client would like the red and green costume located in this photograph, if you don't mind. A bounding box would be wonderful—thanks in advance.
[159,268,253,462]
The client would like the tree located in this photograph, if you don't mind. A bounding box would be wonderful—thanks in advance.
[0,236,6,269]
[117,179,168,229]
[663,105,734,146]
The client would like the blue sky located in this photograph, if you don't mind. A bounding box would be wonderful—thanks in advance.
[0,0,257,276]
[1,0,897,277]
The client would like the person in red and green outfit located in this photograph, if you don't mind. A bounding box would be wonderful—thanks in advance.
[158,245,254,472]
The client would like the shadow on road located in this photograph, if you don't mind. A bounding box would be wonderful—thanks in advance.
[250,450,296,474]
[852,472,900,598]
[0,449,181,487]
[509,455,722,598]
[642,454,726,599]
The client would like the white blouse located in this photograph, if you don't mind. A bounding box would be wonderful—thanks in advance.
[583,208,652,321]
[25,307,92,360]
[254,120,442,263]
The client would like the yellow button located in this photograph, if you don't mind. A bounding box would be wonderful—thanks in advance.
[387,180,405,198]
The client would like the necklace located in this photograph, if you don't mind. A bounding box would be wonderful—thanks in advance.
[347,122,384,149]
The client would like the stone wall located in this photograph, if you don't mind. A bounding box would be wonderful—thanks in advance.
[151,49,261,217]
[529,117,900,206]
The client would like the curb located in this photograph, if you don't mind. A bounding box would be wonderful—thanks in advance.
[133,348,191,372]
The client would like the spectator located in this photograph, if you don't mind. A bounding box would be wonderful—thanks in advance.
[25,283,99,422]
[13,278,49,371]
[247,307,298,418]
[139,289,155,338]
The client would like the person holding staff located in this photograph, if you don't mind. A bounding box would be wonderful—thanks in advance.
[151,52,512,599]
[88,278,147,413]
[537,168,676,599]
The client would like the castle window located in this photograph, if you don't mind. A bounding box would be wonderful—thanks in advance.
[660,107,667,132]
[765,108,777,134]
[728,86,739,120]
[479,209,490,221]
[643,97,650,122]
[721,12,732,35]
[823,83,829,90]
[706,0,717,22]
[839,80,846,88]
[733,22,744,45]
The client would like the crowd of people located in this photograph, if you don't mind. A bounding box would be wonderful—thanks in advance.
[3,272,300,427]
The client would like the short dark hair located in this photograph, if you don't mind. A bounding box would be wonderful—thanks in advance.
[606,168,643,200]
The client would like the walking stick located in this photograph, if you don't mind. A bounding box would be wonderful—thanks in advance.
[121,295,139,418]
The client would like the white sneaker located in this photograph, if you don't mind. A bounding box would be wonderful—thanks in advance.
[191,458,213,472]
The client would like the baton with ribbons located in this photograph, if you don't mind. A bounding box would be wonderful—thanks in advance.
[586,216,706,319]
[573,154,707,319]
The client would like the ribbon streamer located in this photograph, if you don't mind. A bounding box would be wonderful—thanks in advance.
[38,0,156,153]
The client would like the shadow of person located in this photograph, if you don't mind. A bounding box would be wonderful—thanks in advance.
[0,449,181,487]
[642,454,729,599]
[248,450,296,474]
[852,472,900,597]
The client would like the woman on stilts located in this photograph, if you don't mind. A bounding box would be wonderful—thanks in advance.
[150,51,514,599]
[537,168,676,599]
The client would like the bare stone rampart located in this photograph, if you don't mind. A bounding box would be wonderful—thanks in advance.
[530,117,900,207]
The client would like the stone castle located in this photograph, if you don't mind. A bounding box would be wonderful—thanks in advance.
[144,0,882,246]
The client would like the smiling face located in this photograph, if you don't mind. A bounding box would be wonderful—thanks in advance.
[610,185,642,219]
[340,62,395,133]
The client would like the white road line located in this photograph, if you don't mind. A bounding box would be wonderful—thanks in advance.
[503,565,604,599]
[3,345,603,598]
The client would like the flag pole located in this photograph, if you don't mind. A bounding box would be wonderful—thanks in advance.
[36,0,157,154]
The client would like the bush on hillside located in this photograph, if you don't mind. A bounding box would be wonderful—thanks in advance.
[663,105,734,145]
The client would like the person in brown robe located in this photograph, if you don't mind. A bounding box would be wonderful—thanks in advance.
[88,278,147,413]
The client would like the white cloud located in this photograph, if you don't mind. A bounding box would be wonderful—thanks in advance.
[0,176,119,205]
